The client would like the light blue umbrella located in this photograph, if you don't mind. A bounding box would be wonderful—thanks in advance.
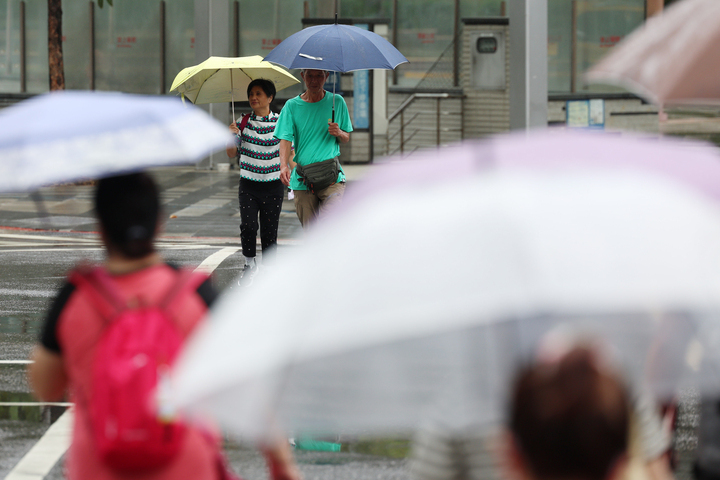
[0,90,233,193]
[264,16,408,121]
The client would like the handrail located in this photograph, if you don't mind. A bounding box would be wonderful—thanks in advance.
[388,93,460,122]
[387,92,465,157]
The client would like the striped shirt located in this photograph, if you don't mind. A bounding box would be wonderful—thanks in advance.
[235,111,281,182]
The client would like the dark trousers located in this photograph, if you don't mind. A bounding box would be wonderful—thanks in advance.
[239,178,284,264]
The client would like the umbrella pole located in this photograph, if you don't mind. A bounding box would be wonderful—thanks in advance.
[333,11,338,123]
[230,71,236,124]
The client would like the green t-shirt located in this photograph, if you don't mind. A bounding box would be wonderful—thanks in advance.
[274,91,353,191]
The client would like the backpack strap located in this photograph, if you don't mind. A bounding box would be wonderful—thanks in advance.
[69,266,126,322]
[158,268,210,314]
[69,265,210,323]
[238,113,251,136]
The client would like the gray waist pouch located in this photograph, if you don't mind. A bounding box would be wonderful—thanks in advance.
[296,157,339,193]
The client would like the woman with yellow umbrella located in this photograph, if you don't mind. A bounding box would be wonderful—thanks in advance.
[225,78,284,284]
[170,56,299,283]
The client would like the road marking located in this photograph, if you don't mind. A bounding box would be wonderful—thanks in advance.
[194,247,240,274]
[170,198,231,217]
[5,408,73,480]
[0,233,98,243]
[5,246,238,480]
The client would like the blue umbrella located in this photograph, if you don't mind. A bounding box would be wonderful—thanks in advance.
[264,15,408,120]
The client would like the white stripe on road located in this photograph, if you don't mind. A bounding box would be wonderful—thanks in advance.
[0,233,98,243]
[193,247,240,274]
[5,409,73,480]
[5,247,239,480]
[170,198,230,217]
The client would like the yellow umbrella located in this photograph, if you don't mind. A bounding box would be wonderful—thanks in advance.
[170,55,299,122]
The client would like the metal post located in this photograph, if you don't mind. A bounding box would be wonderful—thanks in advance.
[400,110,404,155]
[570,0,577,93]
[304,1,309,18]
[160,1,166,93]
[19,1,25,92]
[453,0,460,87]
[460,96,464,140]
[436,98,441,146]
[392,0,398,85]
[89,1,95,90]
[369,52,375,162]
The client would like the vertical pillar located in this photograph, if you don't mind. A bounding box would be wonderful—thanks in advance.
[453,0,460,87]
[194,0,230,169]
[89,1,95,90]
[19,1,26,92]
[509,0,548,130]
[160,1,166,94]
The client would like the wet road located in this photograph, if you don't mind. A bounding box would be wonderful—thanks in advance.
[0,167,409,479]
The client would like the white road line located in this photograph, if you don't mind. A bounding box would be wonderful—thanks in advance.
[0,289,56,298]
[5,247,238,480]
[193,247,240,274]
[0,244,221,253]
[0,360,33,364]
[170,198,230,217]
[5,408,73,480]
[0,233,98,243]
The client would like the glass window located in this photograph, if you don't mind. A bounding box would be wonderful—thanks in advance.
[391,0,503,88]
[236,0,304,99]
[93,1,162,93]
[63,2,92,90]
[164,0,194,94]
[0,0,49,93]
[549,0,645,94]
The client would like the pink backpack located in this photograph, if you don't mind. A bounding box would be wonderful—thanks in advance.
[70,266,208,472]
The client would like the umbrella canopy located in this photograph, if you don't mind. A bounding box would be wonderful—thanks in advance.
[170,55,299,106]
[170,130,720,440]
[0,90,232,193]
[263,22,408,73]
[585,0,720,106]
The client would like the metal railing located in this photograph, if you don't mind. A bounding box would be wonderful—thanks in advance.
[387,92,465,157]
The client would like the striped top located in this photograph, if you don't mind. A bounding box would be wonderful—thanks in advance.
[235,111,281,182]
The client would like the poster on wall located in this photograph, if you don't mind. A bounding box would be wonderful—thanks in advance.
[566,99,605,129]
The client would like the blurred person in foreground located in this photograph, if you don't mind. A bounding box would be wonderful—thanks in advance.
[411,341,672,480]
[27,173,300,480]
[274,69,352,227]
[502,346,630,480]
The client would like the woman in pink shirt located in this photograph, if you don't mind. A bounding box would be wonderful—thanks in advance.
[28,173,299,480]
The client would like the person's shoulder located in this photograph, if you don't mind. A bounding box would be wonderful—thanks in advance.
[334,92,349,105]
[284,95,303,108]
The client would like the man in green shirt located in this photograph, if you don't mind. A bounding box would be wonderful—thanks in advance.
[274,69,353,227]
